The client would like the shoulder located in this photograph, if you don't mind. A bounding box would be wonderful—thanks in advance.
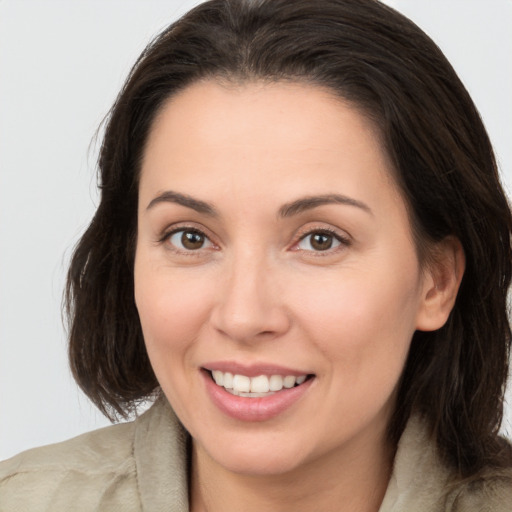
[448,466,512,512]
[383,415,512,512]
[1,419,136,476]
[0,397,188,512]
[0,419,140,511]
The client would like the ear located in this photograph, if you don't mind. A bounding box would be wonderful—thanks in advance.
[415,236,465,332]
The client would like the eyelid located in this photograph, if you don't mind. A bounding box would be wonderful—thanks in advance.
[158,223,219,252]
[290,225,352,252]
[156,222,351,254]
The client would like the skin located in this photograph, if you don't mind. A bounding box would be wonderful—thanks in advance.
[134,81,464,512]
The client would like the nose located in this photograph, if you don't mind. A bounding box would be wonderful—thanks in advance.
[210,251,291,344]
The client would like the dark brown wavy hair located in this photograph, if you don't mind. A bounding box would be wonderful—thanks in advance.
[66,0,512,477]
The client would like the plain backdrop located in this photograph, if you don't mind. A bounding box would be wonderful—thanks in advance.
[1,0,511,460]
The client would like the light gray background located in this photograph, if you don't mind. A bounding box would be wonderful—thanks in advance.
[1,0,511,460]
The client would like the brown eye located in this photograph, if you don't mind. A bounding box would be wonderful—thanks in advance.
[168,229,212,251]
[182,231,204,249]
[310,233,333,251]
[297,231,344,252]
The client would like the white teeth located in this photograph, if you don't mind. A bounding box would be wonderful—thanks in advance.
[210,370,309,396]
[283,375,296,388]
[232,374,250,392]
[269,375,283,391]
[250,375,270,393]
[223,372,233,389]
[212,370,223,386]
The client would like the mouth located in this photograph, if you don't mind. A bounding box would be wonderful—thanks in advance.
[203,368,315,398]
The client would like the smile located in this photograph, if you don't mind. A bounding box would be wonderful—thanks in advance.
[210,370,308,397]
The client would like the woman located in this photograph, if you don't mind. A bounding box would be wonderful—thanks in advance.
[1,0,511,510]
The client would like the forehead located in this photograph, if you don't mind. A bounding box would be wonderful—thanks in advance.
[139,80,400,211]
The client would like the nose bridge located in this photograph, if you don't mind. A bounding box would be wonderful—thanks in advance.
[212,243,289,342]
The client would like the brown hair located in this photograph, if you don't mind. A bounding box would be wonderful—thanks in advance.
[66,0,512,477]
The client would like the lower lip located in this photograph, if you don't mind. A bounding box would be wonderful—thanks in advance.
[202,370,314,422]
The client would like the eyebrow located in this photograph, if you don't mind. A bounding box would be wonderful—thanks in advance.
[146,190,218,216]
[146,190,372,218]
[279,194,373,217]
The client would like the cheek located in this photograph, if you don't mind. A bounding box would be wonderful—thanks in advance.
[134,260,215,357]
[291,263,421,372]
[293,270,421,428]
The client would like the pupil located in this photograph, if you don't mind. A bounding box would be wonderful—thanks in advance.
[311,233,332,251]
[182,231,204,249]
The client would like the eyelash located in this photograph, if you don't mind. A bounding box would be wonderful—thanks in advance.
[159,225,351,255]
[293,227,351,254]
[159,226,215,255]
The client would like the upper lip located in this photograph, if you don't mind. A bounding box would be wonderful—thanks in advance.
[202,361,313,378]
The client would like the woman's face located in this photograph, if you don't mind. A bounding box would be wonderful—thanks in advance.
[134,81,435,476]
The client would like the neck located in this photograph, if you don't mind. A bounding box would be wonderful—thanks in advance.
[189,424,394,512]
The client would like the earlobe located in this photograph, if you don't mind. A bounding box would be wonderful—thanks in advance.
[415,236,465,332]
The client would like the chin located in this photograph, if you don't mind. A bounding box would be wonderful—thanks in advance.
[196,431,314,477]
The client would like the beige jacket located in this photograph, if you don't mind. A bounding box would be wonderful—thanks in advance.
[1,397,511,511]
